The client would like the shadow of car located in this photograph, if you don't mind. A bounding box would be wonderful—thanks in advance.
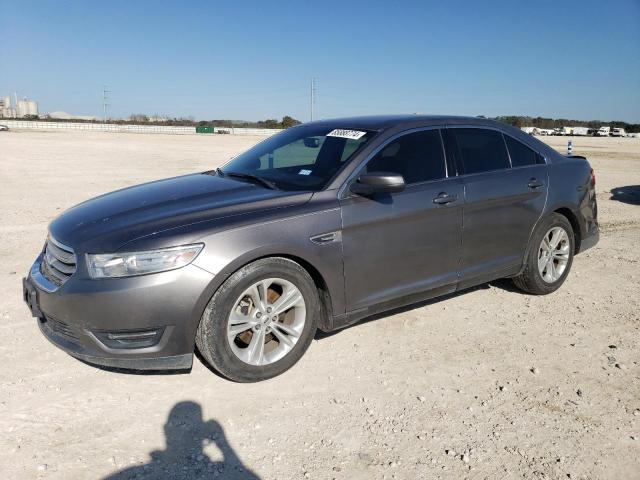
[611,185,640,205]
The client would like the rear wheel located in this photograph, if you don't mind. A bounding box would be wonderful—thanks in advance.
[196,257,318,382]
[513,213,575,295]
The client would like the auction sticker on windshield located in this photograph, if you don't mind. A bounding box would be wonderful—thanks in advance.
[327,129,367,140]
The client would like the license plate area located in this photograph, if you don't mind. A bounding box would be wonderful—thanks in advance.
[23,277,43,318]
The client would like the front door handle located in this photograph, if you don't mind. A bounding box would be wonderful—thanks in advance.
[528,178,544,189]
[433,192,457,205]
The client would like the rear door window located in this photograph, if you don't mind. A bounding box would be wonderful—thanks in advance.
[453,128,511,174]
[504,135,539,167]
[364,129,445,184]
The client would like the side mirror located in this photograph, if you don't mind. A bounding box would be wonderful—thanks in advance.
[349,172,405,196]
[303,137,320,148]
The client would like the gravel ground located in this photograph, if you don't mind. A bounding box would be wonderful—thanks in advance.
[0,131,638,480]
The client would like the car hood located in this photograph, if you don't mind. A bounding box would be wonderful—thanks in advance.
[49,173,312,252]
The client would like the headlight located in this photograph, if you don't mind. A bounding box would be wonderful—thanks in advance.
[86,244,204,279]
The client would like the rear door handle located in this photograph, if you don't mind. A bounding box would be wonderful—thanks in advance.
[528,178,544,189]
[433,192,457,205]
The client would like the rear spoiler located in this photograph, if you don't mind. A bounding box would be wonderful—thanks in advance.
[563,154,587,160]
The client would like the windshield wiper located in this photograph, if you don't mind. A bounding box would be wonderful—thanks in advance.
[223,171,279,190]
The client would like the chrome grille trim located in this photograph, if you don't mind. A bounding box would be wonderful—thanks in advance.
[40,236,76,288]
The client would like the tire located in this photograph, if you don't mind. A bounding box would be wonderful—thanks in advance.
[196,257,319,382]
[512,213,575,295]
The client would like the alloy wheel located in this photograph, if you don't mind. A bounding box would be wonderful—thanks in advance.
[226,278,306,366]
[537,226,570,283]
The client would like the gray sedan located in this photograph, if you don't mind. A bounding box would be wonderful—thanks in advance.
[23,115,599,382]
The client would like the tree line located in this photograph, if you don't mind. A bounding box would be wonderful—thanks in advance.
[491,115,640,133]
[195,116,301,129]
[13,114,302,129]
[11,114,639,133]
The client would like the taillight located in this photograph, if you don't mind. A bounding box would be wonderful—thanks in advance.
[590,168,596,186]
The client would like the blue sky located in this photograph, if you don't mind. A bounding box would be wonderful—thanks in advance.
[1,0,639,122]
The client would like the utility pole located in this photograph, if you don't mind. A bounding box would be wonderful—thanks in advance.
[310,78,316,121]
[102,85,110,124]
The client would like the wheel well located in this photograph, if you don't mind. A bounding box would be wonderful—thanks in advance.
[554,208,582,252]
[255,254,333,331]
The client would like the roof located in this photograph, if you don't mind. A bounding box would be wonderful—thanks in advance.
[303,114,566,164]
[306,114,505,131]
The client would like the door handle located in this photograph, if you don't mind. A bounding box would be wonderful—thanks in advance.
[433,192,457,205]
[528,178,544,189]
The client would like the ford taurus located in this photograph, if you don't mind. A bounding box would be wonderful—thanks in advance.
[23,115,599,382]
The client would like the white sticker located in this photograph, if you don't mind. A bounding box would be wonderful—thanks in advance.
[298,169,312,176]
[327,129,366,140]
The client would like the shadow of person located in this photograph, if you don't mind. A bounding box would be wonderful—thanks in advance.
[610,185,640,205]
[104,401,260,480]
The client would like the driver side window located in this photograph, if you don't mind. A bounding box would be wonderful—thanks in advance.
[365,129,446,184]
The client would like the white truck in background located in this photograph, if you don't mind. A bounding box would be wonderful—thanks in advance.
[596,126,611,136]
[611,127,626,137]
[572,127,591,136]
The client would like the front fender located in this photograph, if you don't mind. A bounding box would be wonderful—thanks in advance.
[190,207,345,333]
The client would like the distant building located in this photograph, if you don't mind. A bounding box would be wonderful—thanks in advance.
[148,115,169,123]
[0,96,16,118]
[1,95,38,118]
[47,111,99,121]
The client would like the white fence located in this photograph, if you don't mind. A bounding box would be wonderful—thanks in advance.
[0,120,281,136]
[1,120,196,134]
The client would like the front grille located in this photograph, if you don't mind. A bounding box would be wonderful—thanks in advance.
[42,315,80,343]
[40,237,76,287]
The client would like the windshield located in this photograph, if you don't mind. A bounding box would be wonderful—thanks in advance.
[219,126,376,191]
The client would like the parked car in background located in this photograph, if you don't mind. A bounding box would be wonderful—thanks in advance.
[0,124,9,131]
[596,126,611,136]
[23,115,599,382]
[611,127,626,137]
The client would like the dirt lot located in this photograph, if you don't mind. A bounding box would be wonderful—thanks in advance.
[0,131,638,480]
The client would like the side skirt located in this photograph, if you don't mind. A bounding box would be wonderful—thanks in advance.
[328,263,523,333]
[329,283,456,332]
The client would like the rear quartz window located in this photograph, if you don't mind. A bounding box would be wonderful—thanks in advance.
[453,128,510,174]
[504,135,538,167]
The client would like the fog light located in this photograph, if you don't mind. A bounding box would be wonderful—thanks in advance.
[93,327,165,349]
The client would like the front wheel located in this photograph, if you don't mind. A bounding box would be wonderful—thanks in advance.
[513,213,575,295]
[196,257,318,382]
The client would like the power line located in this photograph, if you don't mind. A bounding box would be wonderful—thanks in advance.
[310,78,314,121]
[310,78,317,121]
[102,85,110,123]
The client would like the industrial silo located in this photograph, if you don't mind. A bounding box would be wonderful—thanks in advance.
[17,99,38,117]
[0,96,10,117]
[27,100,38,116]
[17,100,27,117]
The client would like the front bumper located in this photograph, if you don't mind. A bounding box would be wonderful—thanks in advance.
[24,253,215,371]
